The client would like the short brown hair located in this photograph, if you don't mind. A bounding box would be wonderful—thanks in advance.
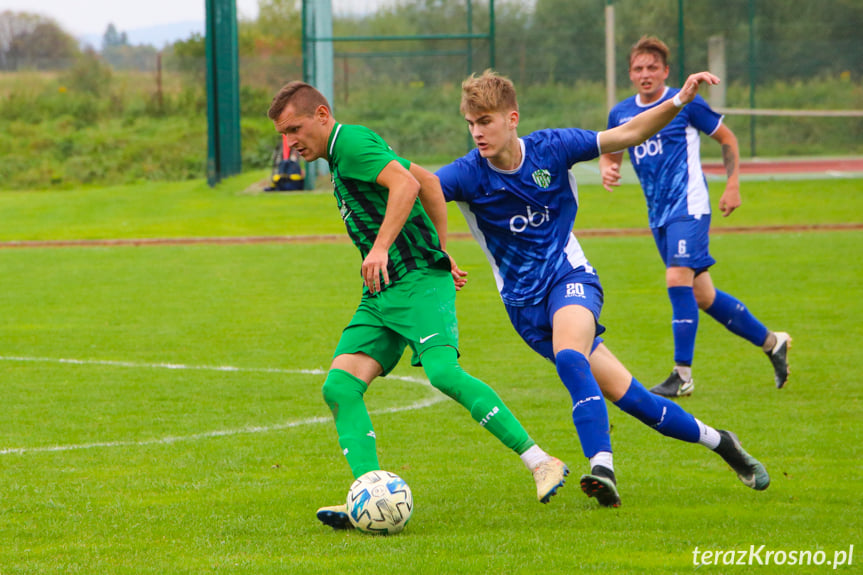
[267,81,331,121]
[460,69,518,116]
[629,35,670,68]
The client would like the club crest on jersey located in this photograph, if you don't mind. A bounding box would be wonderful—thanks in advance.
[339,201,352,222]
[531,169,551,188]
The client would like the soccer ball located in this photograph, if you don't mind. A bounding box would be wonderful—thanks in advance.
[346,470,413,534]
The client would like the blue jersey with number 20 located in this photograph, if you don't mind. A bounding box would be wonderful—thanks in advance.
[436,129,600,307]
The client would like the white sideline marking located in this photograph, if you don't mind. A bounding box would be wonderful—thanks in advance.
[0,355,443,456]
[0,355,327,376]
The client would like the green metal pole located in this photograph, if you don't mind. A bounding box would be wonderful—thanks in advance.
[464,0,474,152]
[749,0,757,157]
[467,0,473,75]
[205,0,218,186]
[677,0,685,86]
[302,0,309,83]
[316,33,489,42]
[205,0,241,186]
[489,0,495,69]
[301,0,318,189]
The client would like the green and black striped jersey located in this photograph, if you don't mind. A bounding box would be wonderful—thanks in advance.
[326,123,451,291]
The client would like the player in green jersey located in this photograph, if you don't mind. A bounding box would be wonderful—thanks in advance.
[268,81,569,530]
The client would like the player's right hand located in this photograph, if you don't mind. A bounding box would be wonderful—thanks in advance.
[449,256,468,291]
[362,246,390,294]
[678,71,720,106]
[601,163,621,192]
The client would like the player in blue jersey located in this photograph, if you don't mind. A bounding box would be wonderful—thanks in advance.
[599,36,791,397]
[436,70,770,507]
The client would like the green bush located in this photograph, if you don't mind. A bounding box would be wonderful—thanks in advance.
[61,50,113,98]
[0,71,860,190]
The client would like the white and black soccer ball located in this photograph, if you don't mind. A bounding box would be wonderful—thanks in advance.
[346,470,413,534]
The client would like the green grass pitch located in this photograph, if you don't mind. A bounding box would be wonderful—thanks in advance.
[0,175,860,574]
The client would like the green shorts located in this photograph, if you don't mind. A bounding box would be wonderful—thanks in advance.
[333,267,460,375]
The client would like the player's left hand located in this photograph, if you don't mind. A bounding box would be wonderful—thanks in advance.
[449,256,468,291]
[677,71,720,106]
[718,185,741,217]
[362,246,390,294]
[601,163,621,192]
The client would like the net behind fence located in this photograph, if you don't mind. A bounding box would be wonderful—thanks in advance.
[294,0,863,160]
[1,0,860,179]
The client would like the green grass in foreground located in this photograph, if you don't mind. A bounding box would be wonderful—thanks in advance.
[0,173,860,241]
[0,176,860,573]
[0,230,860,574]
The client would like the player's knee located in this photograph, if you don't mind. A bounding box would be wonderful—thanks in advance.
[421,347,464,398]
[425,363,464,398]
[321,369,366,408]
[321,378,337,407]
[694,287,716,309]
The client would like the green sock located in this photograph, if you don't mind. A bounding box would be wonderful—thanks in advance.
[420,345,535,455]
[321,368,379,478]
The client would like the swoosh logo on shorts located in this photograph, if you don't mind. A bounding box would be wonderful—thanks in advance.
[419,333,439,344]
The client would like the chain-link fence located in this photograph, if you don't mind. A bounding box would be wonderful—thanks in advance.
[295,0,862,160]
[1,0,860,188]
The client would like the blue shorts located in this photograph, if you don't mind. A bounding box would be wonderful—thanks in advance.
[504,266,606,362]
[652,215,716,272]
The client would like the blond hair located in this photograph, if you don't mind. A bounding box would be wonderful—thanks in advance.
[629,35,671,68]
[460,69,518,116]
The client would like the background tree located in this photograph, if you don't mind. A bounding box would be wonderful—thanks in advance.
[0,11,78,70]
[103,43,160,71]
[101,23,129,51]
[238,0,302,88]
[164,32,206,80]
[100,23,158,71]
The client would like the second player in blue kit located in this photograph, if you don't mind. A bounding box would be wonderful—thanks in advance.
[600,36,791,397]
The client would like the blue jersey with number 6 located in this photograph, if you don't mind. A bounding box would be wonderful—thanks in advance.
[607,87,723,228]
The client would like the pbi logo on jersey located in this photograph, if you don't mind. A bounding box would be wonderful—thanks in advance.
[509,205,550,233]
[531,169,551,188]
[633,134,664,165]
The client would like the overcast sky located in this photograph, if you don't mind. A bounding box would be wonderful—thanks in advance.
[4,0,388,37]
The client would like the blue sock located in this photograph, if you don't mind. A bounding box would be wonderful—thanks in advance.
[705,289,769,347]
[613,378,700,443]
[555,349,611,458]
[668,286,699,365]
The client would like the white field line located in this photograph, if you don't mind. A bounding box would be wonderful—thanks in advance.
[0,355,443,456]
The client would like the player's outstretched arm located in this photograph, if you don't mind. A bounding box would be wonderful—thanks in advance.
[598,71,720,154]
[676,71,721,105]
